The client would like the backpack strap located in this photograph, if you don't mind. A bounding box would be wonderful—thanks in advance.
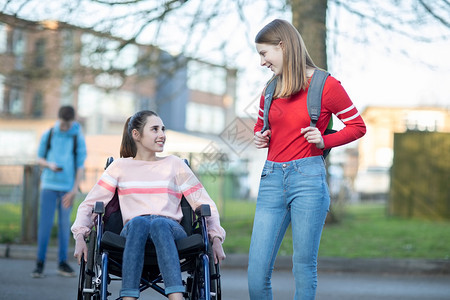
[73,133,78,170]
[261,77,278,133]
[307,69,329,127]
[44,128,54,159]
[307,69,336,158]
[44,127,78,173]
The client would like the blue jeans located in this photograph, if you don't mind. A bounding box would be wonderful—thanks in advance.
[36,189,73,264]
[119,215,187,298]
[248,156,330,300]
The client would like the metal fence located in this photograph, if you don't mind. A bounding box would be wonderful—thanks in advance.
[0,165,25,203]
[0,164,106,204]
[0,161,246,205]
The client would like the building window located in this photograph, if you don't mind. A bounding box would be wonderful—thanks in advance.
[34,38,46,68]
[32,92,44,117]
[9,86,24,116]
[12,28,26,70]
[137,47,160,77]
[138,95,155,111]
[0,23,7,53]
[78,83,135,134]
[61,29,74,69]
[80,33,138,74]
[0,74,4,113]
[60,75,74,105]
[187,60,226,95]
[186,102,224,134]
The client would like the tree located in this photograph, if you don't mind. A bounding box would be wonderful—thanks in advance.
[291,0,328,69]
[289,0,450,222]
[290,0,450,73]
[2,0,449,69]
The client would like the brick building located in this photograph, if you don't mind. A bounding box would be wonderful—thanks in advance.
[0,12,237,166]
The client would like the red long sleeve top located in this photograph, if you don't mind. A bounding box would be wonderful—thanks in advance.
[254,75,366,162]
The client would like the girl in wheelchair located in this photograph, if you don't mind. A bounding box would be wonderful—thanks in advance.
[72,110,226,300]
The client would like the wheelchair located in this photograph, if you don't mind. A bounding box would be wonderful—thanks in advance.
[77,157,221,300]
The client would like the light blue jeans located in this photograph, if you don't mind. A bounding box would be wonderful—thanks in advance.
[248,156,330,300]
[119,215,187,298]
[36,189,73,264]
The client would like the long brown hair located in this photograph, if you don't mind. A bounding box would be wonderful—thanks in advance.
[120,110,159,158]
[255,19,317,98]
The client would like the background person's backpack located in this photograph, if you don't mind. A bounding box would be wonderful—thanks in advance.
[44,127,78,172]
[261,69,336,158]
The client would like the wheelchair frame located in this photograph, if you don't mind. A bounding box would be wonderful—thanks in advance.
[77,158,221,300]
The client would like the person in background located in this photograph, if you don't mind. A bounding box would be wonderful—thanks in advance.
[72,110,226,300]
[32,105,87,278]
[249,19,366,299]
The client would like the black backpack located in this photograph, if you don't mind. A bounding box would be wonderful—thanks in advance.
[261,69,336,158]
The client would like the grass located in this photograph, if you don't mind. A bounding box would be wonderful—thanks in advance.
[1,199,449,259]
[319,204,450,259]
[0,203,22,244]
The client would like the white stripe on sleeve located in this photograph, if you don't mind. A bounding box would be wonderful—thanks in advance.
[340,112,360,122]
[335,104,355,117]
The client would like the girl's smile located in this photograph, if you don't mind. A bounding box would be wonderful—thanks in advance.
[256,42,284,76]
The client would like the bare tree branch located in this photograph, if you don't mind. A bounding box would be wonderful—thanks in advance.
[417,0,450,28]
[333,0,450,43]
[92,0,147,5]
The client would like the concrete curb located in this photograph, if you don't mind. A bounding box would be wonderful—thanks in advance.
[317,257,450,275]
[1,244,449,275]
[218,252,450,275]
[0,244,62,261]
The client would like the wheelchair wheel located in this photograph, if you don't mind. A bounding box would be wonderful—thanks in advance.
[77,256,86,300]
[189,253,211,300]
[210,264,221,300]
[77,230,97,300]
[207,242,221,300]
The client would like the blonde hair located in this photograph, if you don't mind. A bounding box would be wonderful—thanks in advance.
[255,19,317,98]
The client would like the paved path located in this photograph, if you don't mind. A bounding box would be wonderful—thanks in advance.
[2,244,449,274]
[1,257,450,300]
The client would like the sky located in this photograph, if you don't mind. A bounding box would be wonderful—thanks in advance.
[230,1,450,114]
[145,0,450,116]
[2,0,449,115]
[326,2,450,111]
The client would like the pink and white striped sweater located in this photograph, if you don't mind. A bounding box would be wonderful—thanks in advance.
[71,155,225,242]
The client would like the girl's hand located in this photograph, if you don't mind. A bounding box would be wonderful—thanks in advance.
[212,238,226,264]
[74,237,88,264]
[62,191,76,208]
[301,127,325,149]
[254,130,272,149]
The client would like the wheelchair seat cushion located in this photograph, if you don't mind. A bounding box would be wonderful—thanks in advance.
[100,231,204,265]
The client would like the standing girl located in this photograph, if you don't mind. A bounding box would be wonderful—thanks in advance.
[248,19,366,300]
[72,110,226,300]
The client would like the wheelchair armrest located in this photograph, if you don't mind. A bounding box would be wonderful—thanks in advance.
[195,204,211,217]
[94,201,105,215]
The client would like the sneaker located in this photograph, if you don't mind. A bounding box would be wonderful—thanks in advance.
[58,261,76,277]
[31,261,44,278]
